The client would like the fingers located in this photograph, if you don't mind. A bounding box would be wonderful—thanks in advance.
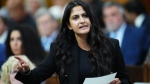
[116,81,121,84]
[17,63,28,73]
[16,57,30,73]
[14,56,26,64]
[17,62,22,69]
[110,78,121,84]
[22,64,29,69]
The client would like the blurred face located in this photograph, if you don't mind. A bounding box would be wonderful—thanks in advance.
[6,0,24,22]
[9,65,23,84]
[37,14,57,37]
[8,7,23,22]
[68,6,91,35]
[53,0,68,6]
[10,30,23,55]
[28,0,40,12]
[103,6,124,32]
[0,18,7,35]
[124,10,134,24]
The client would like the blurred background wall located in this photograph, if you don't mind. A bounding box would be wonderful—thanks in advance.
[1,0,150,14]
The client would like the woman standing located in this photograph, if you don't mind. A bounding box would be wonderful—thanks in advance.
[15,1,130,84]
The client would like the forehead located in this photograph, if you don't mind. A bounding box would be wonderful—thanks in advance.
[7,0,22,9]
[103,5,120,14]
[10,30,21,36]
[70,6,86,16]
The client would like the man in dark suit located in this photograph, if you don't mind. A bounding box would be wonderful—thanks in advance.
[124,1,150,33]
[124,1,150,53]
[102,2,150,65]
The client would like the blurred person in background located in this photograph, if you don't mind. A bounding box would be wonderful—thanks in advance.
[34,8,59,53]
[0,16,9,68]
[6,0,36,30]
[124,0,150,30]
[5,25,45,66]
[0,16,8,44]
[25,0,47,16]
[49,0,70,20]
[0,7,9,18]
[0,55,35,84]
[82,0,105,28]
[102,2,150,65]
[124,0,150,63]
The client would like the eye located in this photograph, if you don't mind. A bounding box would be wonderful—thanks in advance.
[82,13,88,18]
[72,16,79,20]
[17,37,22,40]
[10,38,14,41]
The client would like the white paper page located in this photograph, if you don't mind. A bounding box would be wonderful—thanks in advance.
[83,72,117,84]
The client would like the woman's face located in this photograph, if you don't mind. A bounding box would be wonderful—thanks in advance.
[68,5,91,35]
[10,30,23,55]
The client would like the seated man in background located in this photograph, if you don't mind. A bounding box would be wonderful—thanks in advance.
[25,0,47,17]
[102,2,150,65]
[6,0,36,30]
[124,1,150,30]
[34,8,59,53]
[124,1,150,51]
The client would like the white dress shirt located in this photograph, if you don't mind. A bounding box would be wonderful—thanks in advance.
[134,13,145,28]
[0,30,8,44]
[110,23,127,47]
[41,31,58,52]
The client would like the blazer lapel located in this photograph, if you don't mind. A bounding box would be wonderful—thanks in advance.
[66,41,79,84]
[121,25,130,53]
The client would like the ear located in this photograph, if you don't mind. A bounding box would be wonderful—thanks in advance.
[68,24,72,30]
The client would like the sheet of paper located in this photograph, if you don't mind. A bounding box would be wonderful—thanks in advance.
[83,72,117,84]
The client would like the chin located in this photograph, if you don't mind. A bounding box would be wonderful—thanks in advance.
[79,31,90,35]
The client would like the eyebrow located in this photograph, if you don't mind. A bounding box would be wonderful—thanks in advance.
[71,12,87,18]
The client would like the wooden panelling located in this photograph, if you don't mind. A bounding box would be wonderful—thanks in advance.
[102,0,129,4]
[45,0,53,7]
[126,64,150,83]
[141,0,150,15]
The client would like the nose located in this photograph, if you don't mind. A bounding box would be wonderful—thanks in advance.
[12,40,18,46]
[80,17,85,23]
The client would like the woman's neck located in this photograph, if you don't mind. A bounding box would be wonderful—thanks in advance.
[75,34,90,51]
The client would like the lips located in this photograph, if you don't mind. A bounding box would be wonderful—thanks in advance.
[79,25,88,29]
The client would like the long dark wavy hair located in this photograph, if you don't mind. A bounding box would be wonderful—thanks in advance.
[56,0,115,80]
[5,25,45,65]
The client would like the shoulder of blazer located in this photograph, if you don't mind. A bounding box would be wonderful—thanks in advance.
[108,38,119,48]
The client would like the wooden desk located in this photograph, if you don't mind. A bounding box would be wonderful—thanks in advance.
[126,64,149,83]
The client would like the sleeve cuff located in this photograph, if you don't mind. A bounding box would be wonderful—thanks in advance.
[21,69,31,75]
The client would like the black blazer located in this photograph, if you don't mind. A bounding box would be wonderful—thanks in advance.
[15,39,131,84]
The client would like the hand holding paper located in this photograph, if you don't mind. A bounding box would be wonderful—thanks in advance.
[83,72,117,84]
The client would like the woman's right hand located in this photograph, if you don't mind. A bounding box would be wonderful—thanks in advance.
[14,56,30,74]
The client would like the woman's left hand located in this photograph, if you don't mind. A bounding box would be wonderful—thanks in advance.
[109,78,121,84]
